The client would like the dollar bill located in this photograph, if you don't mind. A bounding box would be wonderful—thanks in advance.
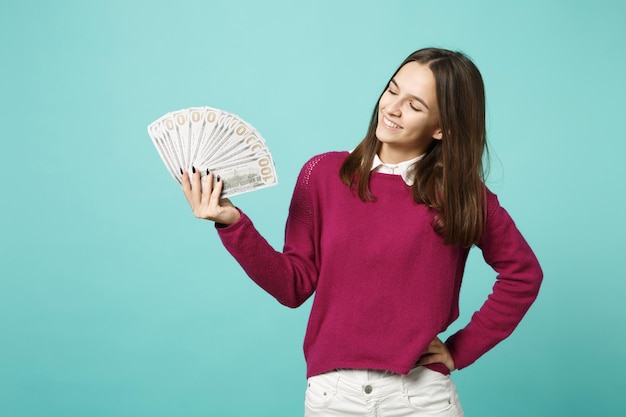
[147,120,182,183]
[207,152,278,198]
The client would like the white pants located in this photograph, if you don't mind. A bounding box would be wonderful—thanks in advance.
[305,367,464,417]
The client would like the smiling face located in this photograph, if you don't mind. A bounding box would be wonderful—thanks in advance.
[375,61,443,164]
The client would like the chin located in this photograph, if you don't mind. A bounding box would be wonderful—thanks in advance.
[375,126,388,142]
[375,129,395,145]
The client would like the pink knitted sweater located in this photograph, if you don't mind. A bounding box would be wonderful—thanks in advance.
[217,152,543,378]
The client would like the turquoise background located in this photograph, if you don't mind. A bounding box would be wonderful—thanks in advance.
[1,1,625,416]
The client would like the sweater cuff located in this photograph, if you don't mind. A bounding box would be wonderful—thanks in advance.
[444,333,468,370]
[214,208,247,232]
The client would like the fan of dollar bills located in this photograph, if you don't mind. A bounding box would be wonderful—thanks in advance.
[147,107,278,198]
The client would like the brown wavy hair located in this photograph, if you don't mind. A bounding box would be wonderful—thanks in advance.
[339,48,488,247]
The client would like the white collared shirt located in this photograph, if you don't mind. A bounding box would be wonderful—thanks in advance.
[371,153,423,186]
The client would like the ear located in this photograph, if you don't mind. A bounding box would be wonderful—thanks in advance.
[432,127,443,141]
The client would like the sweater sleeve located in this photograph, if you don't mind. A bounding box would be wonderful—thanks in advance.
[215,157,321,308]
[445,190,543,370]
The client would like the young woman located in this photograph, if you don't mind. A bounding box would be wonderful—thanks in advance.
[182,47,543,416]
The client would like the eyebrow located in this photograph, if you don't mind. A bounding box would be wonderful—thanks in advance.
[390,79,430,110]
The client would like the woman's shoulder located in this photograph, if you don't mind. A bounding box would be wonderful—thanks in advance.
[299,151,349,176]
[293,151,349,192]
[303,151,349,168]
[482,185,501,217]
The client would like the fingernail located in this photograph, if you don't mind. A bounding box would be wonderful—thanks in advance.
[192,166,196,173]
[206,169,210,175]
[217,175,221,182]
[180,168,183,175]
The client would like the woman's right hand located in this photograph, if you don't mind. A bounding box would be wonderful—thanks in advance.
[181,168,241,226]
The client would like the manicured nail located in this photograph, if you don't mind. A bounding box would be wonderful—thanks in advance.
[180,168,183,175]
[206,169,210,175]
[192,166,196,173]
[217,175,221,182]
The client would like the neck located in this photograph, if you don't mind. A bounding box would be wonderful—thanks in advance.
[378,144,424,164]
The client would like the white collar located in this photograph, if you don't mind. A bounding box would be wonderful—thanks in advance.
[370,153,423,186]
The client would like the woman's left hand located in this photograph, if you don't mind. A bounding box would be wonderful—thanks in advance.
[417,337,456,372]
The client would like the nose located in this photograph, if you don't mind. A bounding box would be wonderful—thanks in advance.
[385,96,402,116]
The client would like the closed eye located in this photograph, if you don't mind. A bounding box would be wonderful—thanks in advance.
[389,78,430,111]
[387,86,398,95]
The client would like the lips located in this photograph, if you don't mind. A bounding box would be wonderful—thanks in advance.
[382,115,402,129]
